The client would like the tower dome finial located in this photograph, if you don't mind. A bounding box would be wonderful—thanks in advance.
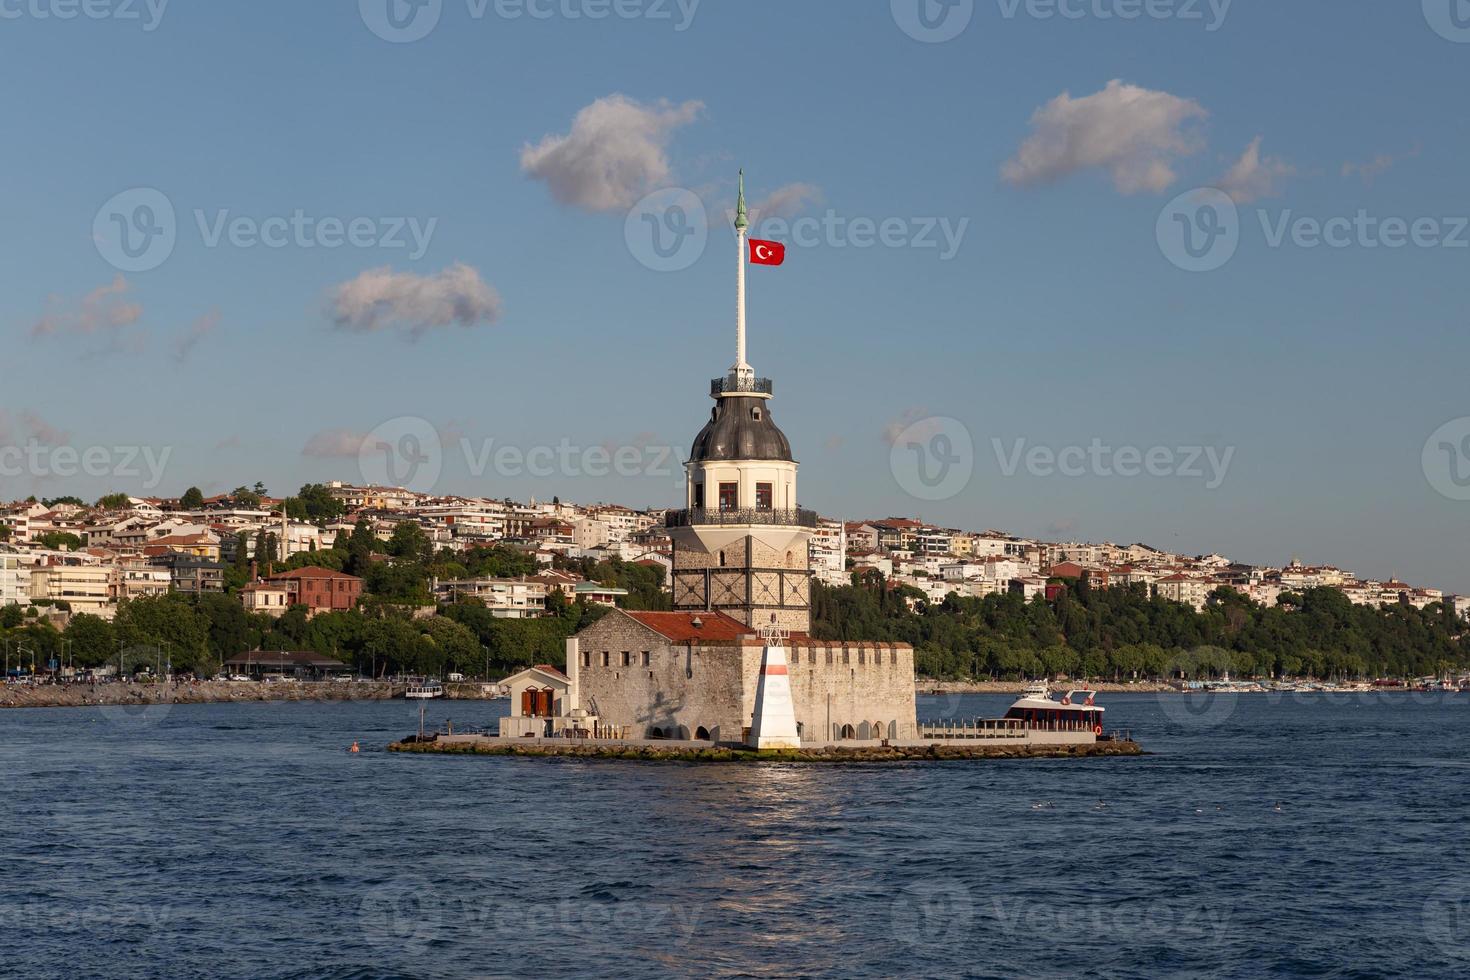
[735,169,748,231]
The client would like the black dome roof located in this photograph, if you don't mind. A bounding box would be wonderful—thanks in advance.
[690,396,793,463]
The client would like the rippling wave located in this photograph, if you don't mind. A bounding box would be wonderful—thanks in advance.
[1,694,1467,978]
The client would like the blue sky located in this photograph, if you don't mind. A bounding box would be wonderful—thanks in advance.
[3,0,1469,590]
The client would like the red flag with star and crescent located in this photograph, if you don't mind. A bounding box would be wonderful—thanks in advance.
[749,239,786,266]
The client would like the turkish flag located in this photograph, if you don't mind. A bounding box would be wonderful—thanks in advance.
[749,239,786,266]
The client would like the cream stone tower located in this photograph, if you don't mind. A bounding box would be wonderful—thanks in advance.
[667,172,815,634]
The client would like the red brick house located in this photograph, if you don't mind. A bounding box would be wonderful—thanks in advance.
[267,566,363,613]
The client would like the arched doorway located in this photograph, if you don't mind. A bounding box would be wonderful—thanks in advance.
[839,724,856,740]
[695,726,711,741]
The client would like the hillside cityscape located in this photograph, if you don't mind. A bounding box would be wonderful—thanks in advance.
[2,480,1465,684]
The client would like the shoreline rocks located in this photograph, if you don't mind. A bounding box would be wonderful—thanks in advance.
[0,680,403,710]
[387,738,1145,763]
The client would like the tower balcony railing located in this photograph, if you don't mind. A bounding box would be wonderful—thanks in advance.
[711,376,773,397]
[666,507,819,529]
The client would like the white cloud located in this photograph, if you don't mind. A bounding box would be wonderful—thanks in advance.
[173,309,221,363]
[1342,144,1420,185]
[301,429,369,458]
[749,182,824,222]
[328,263,502,339]
[1217,136,1295,204]
[0,411,69,445]
[31,275,144,339]
[882,407,936,446]
[1002,80,1208,195]
[520,94,703,212]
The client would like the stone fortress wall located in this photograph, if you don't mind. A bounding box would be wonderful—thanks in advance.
[571,613,917,744]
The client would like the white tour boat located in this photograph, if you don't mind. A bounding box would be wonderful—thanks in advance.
[405,679,445,700]
[1002,682,1107,743]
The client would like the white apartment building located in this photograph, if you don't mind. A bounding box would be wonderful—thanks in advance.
[434,577,548,618]
[810,519,849,587]
[29,565,116,618]
[118,560,171,599]
[1155,574,1218,612]
[0,553,28,606]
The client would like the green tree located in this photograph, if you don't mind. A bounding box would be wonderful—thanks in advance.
[285,484,346,522]
[180,486,205,509]
[95,493,130,510]
[37,531,83,551]
[63,614,116,668]
[42,496,86,508]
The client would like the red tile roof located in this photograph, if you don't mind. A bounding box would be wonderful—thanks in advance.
[268,566,361,582]
[532,664,570,680]
[622,611,755,643]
